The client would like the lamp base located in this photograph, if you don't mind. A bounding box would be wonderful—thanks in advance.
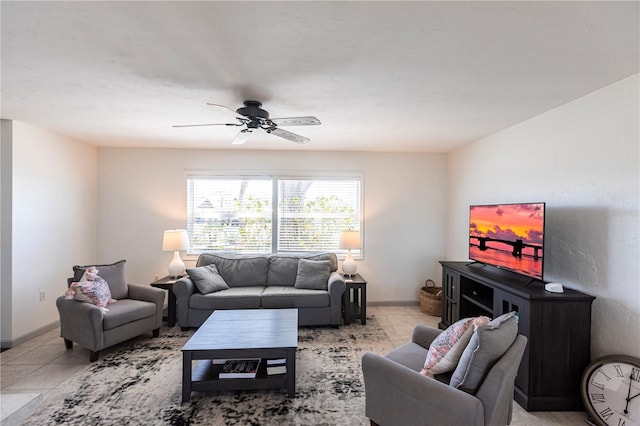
[168,250,186,278]
[342,250,357,276]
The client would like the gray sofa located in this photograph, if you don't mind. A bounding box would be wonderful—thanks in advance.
[173,252,345,328]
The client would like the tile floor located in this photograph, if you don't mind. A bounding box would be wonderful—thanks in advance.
[1,305,587,425]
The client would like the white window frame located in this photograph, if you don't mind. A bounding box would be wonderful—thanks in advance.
[185,170,364,260]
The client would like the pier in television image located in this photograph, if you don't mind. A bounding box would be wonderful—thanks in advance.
[469,202,545,280]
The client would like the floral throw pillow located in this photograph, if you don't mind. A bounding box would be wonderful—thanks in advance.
[72,276,112,308]
[421,317,478,376]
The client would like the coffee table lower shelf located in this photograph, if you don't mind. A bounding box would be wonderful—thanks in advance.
[189,359,290,394]
[182,349,296,402]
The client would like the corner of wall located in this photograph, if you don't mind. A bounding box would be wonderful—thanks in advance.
[1,120,14,348]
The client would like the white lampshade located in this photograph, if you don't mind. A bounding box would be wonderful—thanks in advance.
[340,230,361,276]
[339,230,361,250]
[162,230,189,251]
[163,230,189,277]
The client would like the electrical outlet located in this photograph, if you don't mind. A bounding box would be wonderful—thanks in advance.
[39,290,46,301]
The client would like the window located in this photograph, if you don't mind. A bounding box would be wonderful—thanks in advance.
[278,179,360,251]
[186,174,361,255]
[187,178,272,253]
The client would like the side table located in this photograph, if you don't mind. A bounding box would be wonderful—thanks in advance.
[150,275,181,327]
[342,273,367,325]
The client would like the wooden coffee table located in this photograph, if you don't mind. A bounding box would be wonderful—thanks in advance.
[181,308,298,402]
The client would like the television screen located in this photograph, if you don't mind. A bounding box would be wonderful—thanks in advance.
[469,202,545,280]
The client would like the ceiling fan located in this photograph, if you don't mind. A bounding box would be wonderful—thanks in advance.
[173,100,321,145]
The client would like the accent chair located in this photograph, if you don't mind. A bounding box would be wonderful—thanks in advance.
[56,260,165,362]
[362,324,527,426]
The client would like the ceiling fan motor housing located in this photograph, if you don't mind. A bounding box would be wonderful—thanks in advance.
[237,100,269,119]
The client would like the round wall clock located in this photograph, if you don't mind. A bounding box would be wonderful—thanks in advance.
[581,355,640,426]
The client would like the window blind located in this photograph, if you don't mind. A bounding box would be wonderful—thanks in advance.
[186,178,272,253]
[277,179,361,252]
[186,175,361,255]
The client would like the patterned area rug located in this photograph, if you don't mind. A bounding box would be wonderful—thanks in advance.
[26,316,393,425]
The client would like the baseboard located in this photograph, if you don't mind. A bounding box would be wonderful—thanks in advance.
[367,301,419,306]
[0,320,59,350]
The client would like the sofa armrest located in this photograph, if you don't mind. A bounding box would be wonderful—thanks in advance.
[412,324,442,349]
[173,276,196,327]
[475,335,527,426]
[362,351,484,426]
[128,284,165,327]
[328,271,346,293]
[327,271,346,325]
[56,296,105,351]
[128,283,164,303]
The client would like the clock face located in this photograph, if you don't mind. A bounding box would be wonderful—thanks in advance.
[582,356,640,426]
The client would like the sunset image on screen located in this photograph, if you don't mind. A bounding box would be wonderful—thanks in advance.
[469,203,545,279]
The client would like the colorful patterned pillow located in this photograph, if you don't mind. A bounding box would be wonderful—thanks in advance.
[72,276,112,308]
[421,317,477,376]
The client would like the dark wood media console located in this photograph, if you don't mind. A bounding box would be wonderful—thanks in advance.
[439,261,595,412]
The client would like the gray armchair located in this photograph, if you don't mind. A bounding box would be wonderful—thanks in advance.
[362,324,527,426]
[56,260,164,362]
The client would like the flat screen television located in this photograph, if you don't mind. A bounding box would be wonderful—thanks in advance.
[469,202,545,281]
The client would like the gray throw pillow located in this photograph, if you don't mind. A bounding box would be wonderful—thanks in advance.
[73,259,127,300]
[293,259,331,290]
[187,264,229,294]
[449,311,518,394]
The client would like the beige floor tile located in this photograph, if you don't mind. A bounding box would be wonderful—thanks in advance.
[1,344,68,366]
[511,403,585,425]
[0,364,42,390]
[5,363,83,391]
[16,329,61,349]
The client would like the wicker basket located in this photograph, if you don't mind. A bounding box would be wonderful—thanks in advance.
[420,279,443,316]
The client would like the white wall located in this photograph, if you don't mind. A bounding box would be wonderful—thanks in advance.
[446,74,639,358]
[97,149,447,303]
[8,121,97,342]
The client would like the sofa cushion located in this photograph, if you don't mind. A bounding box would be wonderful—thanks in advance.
[262,286,330,308]
[73,259,128,299]
[267,252,339,286]
[196,253,269,287]
[303,252,338,272]
[189,287,265,310]
[186,264,229,294]
[449,311,518,394]
[102,299,156,330]
[294,259,331,290]
[385,342,429,372]
[267,255,301,286]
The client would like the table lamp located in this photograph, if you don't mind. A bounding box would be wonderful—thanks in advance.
[163,229,189,277]
[340,230,361,277]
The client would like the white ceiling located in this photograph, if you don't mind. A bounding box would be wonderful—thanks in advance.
[1,1,638,152]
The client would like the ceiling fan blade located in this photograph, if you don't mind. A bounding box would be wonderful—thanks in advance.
[231,129,253,145]
[206,103,248,119]
[270,116,321,126]
[269,127,310,144]
[172,123,235,128]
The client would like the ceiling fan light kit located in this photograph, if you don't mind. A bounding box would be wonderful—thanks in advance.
[232,129,253,145]
[173,100,321,145]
